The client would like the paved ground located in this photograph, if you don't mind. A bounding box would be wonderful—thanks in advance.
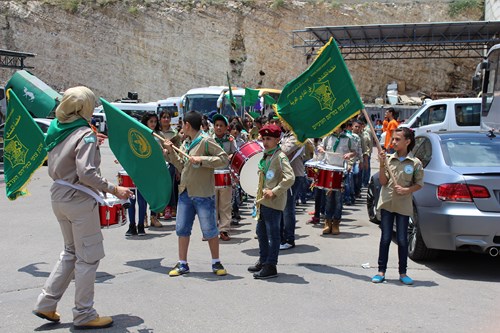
[0,143,499,333]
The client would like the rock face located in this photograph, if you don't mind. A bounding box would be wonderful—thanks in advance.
[0,0,483,103]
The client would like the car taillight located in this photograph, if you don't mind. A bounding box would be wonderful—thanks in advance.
[437,183,490,202]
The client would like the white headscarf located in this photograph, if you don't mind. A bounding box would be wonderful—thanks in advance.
[55,86,95,123]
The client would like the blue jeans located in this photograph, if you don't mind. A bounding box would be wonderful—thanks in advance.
[128,189,147,226]
[257,205,282,266]
[281,176,304,244]
[176,191,219,239]
[167,163,178,208]
[313,187,326,219]
[362,156,371,187]
[352,162,362,197]
[343,171,354,204]
[377,209,409,275]
[325,190,342,221]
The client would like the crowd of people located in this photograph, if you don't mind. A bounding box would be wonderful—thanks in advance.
[33,86,423,330]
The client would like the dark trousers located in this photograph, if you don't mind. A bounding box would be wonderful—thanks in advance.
[257,205,282,266]
[377,209,409,275]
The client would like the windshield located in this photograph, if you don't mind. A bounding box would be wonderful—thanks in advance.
[158,106,178,117]
[441,136,500,167]
[185,94,244,117]
[404,104,427,126]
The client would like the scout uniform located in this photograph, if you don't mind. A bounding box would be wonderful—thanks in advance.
[211,114,237,238]
[252,124,295,279]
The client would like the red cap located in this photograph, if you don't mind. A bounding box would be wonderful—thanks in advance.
[259,124,282,138]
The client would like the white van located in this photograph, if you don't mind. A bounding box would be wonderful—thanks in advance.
[92,101,158,133]
[157,97,181,124]
[399,98,481,136]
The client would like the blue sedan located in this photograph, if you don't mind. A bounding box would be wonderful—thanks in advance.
[366,131,500,260]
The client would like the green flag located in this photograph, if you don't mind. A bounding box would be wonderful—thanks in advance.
[101,98,171,212]
[226,72,237,111]
[263,94,276,105]
[244,87,260,106]
[4,89,48,200]
[277,37,364,142]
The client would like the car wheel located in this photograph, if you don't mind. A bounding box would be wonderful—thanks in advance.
[408,205,437,261]
[366,177,380,224]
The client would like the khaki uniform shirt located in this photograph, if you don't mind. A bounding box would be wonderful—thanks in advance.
[259,150,295,211]
[49,127,115,201]
[280,131,305,177]
[376,153,424,217]
[212,133,237,170]
[165,131,228,197]
[321,132,356,167]
[159,127,181,148]
[361,128,373,157]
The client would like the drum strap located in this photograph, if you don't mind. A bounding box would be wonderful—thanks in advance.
[289,146,304,164]
[54,179,111,206]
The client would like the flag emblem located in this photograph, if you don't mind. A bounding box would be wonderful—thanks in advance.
[309,81,335,110]
[128,128,152,159]
[4,135,28,168]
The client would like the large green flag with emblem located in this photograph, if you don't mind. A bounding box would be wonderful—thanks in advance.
[4,89,48,200]
[277,37,364,142]
[101,98,171,212]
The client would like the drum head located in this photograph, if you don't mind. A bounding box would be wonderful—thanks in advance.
[239,151,263,197]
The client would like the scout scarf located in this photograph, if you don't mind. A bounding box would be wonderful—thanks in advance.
[332,133,351,152]
[214,133,231,148]
[186,132,205,154]
[45,118,90,152]
[258,145,280,175]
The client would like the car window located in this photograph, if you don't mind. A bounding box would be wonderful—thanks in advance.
[412,137,432,168]
[455,103,480,126]
[418,104,447,126]
[441,137,500,167]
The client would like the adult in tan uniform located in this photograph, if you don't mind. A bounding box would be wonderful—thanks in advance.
[33,87,133,330]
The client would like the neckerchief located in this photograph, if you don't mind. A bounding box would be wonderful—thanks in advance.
[332,132,349,152]
[214,133,230,148]
[45,118,90,152]
[186,132,204,154]
[258,145,280,175]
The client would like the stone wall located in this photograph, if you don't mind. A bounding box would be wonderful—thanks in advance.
[0,0,483,103]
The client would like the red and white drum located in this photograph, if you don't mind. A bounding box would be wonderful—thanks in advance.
[304,160,319,181]
[99,195,127,228]
[230,141,264,197]
[214,169,232,189]
[118,169,136,188]
[315,164,344,191]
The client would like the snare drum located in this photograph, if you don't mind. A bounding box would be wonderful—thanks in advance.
[118,169,136,188]
[99,195,127,228]
[214,169,232,189]
[304,160,319,181]
[230,141,264,197]
[315,164,344,191]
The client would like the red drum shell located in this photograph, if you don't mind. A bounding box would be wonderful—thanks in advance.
[99,198,127,228]
[230,141,264,197]
[230,141,263,176]
[214,169,232,189]
[304,160,319,181]
[118,170,136,188]
[315,164,344,190]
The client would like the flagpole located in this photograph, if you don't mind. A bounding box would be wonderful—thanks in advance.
[152,132,191,160]
[361,108,397,186]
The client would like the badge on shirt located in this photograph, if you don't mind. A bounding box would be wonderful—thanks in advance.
[404,165,414,174]
[266,170,275,180]
[84,135,97,144]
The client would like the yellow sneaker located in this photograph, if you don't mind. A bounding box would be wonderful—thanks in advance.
[169,262,190,277]
[212,262,227,276]
[74,316,113,330]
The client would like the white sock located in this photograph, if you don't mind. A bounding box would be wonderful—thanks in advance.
[179,260,187,265]
[212,259,220,265]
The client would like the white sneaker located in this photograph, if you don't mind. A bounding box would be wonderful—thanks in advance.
[279,242,295,250]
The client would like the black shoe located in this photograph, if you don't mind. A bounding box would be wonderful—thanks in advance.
[230,219,240,226]
[247,261,263,272]
[125,225,137,236]
[253,264,278,279]
[137,225,146,236]
[232,214,242,220]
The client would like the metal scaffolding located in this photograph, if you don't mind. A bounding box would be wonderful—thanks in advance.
[292,21,500,60]
[0,49,36,69]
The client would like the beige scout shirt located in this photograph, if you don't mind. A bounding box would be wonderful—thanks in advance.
[159,127,181,148]
[165,131,228,197]
[361,128,373,157]
[211,133,237,170]
[376,153,424,217]
[259,150,295,211]
[49,127,115,202]
[321,133,356,167]
[280,131,305,177]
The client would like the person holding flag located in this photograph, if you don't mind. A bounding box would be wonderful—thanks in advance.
[162,111,229,277]
[33,86,133,330]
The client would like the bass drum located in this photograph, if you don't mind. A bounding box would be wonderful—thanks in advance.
[230,141,263,197]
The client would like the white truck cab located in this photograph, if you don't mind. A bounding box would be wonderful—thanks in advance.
[399,97,481,136]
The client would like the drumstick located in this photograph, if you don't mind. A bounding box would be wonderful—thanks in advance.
[152,132,190,159]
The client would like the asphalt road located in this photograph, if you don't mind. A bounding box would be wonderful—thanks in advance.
[0,143,499,333]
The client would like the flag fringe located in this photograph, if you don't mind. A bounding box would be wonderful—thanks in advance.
[7,156,48,201]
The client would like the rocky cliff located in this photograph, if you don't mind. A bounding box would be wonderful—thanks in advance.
[0,0,483,103]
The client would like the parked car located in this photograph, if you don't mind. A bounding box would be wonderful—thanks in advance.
[366,131,500,260]
[0,118,52,164]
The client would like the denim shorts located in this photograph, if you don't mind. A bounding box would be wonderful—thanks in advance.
[176,191,219,239]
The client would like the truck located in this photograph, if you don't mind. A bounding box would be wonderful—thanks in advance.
[399,97,481,136]
[480,43,500,132]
